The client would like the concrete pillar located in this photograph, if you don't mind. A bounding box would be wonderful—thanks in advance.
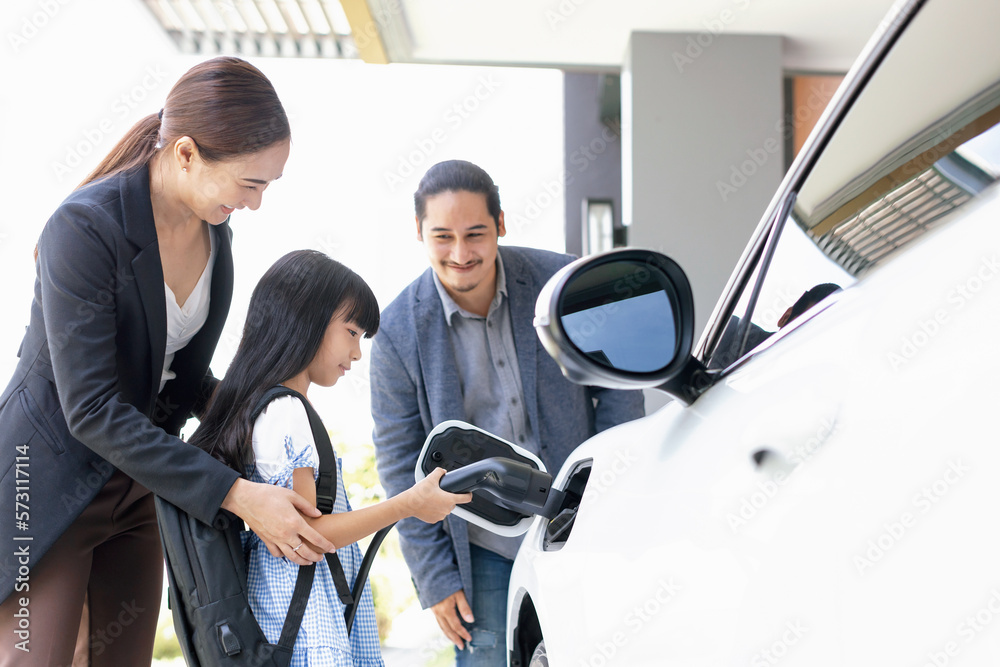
[622,32,784,339]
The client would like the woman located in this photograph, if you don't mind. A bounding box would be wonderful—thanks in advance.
[0,57,334,666]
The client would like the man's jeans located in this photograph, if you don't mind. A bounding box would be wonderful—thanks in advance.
[455,544,515,666]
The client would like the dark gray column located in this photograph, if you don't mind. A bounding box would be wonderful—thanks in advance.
[563,72,623,257]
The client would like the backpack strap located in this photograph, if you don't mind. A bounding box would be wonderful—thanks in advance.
[251,386,357,631]
[298,399,337,515]
[294,397,356,608]
[277,561,316,650]
[250,387,340,519]
[250,385,303,425]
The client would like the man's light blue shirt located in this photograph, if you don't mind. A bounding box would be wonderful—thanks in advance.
[432,254,537,559]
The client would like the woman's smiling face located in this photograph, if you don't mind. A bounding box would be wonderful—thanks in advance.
[183,138,290,224]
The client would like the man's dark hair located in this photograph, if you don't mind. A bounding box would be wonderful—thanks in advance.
[414,160,502,230]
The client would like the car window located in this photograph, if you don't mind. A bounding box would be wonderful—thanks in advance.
[709,0,1000,370]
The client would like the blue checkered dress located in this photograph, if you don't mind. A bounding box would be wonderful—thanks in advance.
[243,413,384,667]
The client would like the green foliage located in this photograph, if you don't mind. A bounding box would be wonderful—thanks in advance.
[152,610,182,661]
[336,434,418,642]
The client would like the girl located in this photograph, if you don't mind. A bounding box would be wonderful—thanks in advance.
[191,250,471,666]
[0,57,331,666]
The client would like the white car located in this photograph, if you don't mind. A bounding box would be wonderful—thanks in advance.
[465,0,1000,663]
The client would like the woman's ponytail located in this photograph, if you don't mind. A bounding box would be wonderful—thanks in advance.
[77,113,161,190]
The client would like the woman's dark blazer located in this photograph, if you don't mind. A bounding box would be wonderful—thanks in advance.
[0,164,241,602]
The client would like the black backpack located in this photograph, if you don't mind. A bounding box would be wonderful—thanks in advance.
[155,386,393,667]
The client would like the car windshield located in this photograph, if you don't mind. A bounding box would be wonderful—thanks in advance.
[797,108,1000,278]
[708,0,1000,369]
[791,0,1000,278]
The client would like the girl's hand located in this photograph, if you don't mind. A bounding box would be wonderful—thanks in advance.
[405,468,473,524]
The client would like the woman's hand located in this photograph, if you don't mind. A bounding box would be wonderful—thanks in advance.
[403,468,473,524]
[221,478,335,565]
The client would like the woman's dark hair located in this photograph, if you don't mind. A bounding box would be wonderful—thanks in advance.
[414,160,502,230]
[78,56,290,189]
[189,250,379,477]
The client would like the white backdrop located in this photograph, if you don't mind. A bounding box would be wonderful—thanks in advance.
[0,0,564,444]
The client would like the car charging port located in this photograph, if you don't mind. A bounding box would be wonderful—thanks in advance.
[543,460,592,551]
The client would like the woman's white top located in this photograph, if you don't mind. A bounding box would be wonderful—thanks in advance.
[160,230,216,392]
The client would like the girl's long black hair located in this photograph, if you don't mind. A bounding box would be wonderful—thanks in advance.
[189,250,379,477]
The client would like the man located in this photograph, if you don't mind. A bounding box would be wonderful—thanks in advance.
[371,160,645,665]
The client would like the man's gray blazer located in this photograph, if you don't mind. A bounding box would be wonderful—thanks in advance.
[370,245,645,609]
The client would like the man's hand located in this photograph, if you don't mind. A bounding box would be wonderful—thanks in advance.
[431,589,475,650]
[221,478,335,566]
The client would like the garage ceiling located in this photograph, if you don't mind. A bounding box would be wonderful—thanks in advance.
[387,0,900,72]
[141,0,900,72]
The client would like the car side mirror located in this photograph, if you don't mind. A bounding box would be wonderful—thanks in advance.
[534,248,706,405]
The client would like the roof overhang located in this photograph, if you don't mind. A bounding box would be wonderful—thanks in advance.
[142,0,900,72]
